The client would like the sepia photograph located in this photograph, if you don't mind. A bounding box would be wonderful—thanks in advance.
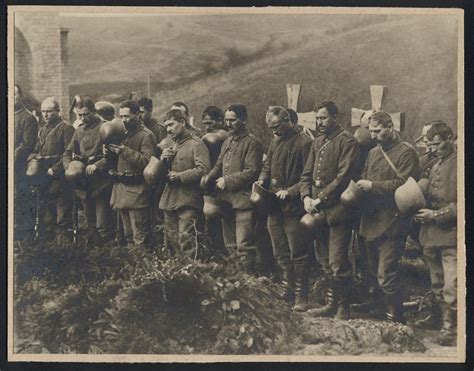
[7,6,465,363]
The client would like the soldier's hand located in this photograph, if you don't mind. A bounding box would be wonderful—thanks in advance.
[216,177,226,190]
[276,190,289,200]
[356,179,372,191]
[255,180,264,187]
[86,164,98,176]
[303,196,315,214]
[108,144,124,155]
[103,144,111,155]
[47,168,54,176]
[161,148,175,161]
[415,208,435,223]
[168,171,180,183]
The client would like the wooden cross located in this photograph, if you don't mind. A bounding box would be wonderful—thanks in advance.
[286,84,316,139]
[351,85,405,131]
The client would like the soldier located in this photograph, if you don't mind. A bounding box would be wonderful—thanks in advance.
[14,84,38,239]
[356,111,420,323]
[159,109,211,256]
[257,106,312,310]
[103,100,157,247]
[171,101,202,137]
[300,101,360,319]
[63,97,114,246]
[206,104,264,274]
[138,97,168,146]
[413,121,457,346]
[31,98,75,243]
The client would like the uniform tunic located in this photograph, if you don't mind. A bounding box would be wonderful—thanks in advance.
[15,105,38,164]
[110,124,157,209]
[359,136,420,241]
[159,132,211,211]
[143,117,168,146]
[209,127,264,210]
[259,130,311,216]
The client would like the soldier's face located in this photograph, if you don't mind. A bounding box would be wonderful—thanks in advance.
[369,121,392,144]
[428,134,453,159]
[315,108,336,134]
[164,118,186,140]
[41,102,60,124]
[120,107,139,130]
[139,107,151,122]
[267,115,292,138]
[76,107,93,125]
[225,110,244,133]
[202,114,222,133]
[14,86,21,106]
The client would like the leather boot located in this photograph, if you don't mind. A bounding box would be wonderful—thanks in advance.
[414,300,443,329]
[293,256,309,312]
[335,278,351,320]
[308,279,338,317]
[278,259,295,304]
[385,291,406,324]
[240,250,256,275]
[437,304,456,346]
[350,287,384,313]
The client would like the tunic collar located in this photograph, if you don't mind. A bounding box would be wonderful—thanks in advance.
[380,135,400,151]
[175,130,192,145]
[230,126,249,141]
[325,124,343,140]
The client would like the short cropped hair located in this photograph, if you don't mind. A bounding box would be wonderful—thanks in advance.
[138,97,153,112]
[75,97,96,112]
[42,97,60,111]
[171,101,189,116]
[287,108,298,125]
[164,108,187,123]
[226,103,248,122]
[266,106,290,124]
[315,101,339,117]
[120,99,140,114]
[202,106,224,122]
[368,111,393,128]
[426,121,453,141]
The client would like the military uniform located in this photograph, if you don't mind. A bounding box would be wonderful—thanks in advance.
[63,115,114,240]
[420,151,457,315]
[209,126,263,272]
[300,124,360,316]
[259,129,312,305]
[359,136,420,322]
[105,123,157,246]
[33,116,75,238]
[142,117,168,153]
[14,105,38,238]
[159,131,210,256]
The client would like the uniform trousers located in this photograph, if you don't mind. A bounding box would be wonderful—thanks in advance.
[423,245,457,310]
[314,220,353,279]
[267,212,309,264]
[365,234,404,295]
[221,209,256,254]
[39,181,73,232]
[164,208,203,256]
[119,207,151,246]
[80,187,113,238]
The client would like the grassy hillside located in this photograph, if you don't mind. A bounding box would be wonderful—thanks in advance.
[65,14,458,149]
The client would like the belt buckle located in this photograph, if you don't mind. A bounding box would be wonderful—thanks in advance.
[315,180,322,187]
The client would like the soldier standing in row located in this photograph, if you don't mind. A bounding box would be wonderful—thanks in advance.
[159,109,211,256]
[14,84,38,239]
[257,106,312,310]
[103,100,157,247]
[356,111,420,323]
[32,98,75,243]
[138,97,168,148]
[414,121,457,346]
[207,104,263,274]
[301,101,360,319]
[63,98,114,246]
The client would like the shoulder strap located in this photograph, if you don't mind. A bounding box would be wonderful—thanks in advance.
[379,146,407,182]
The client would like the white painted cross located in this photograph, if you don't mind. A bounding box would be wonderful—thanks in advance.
[286,83,316,139]
[351,85,405,131]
